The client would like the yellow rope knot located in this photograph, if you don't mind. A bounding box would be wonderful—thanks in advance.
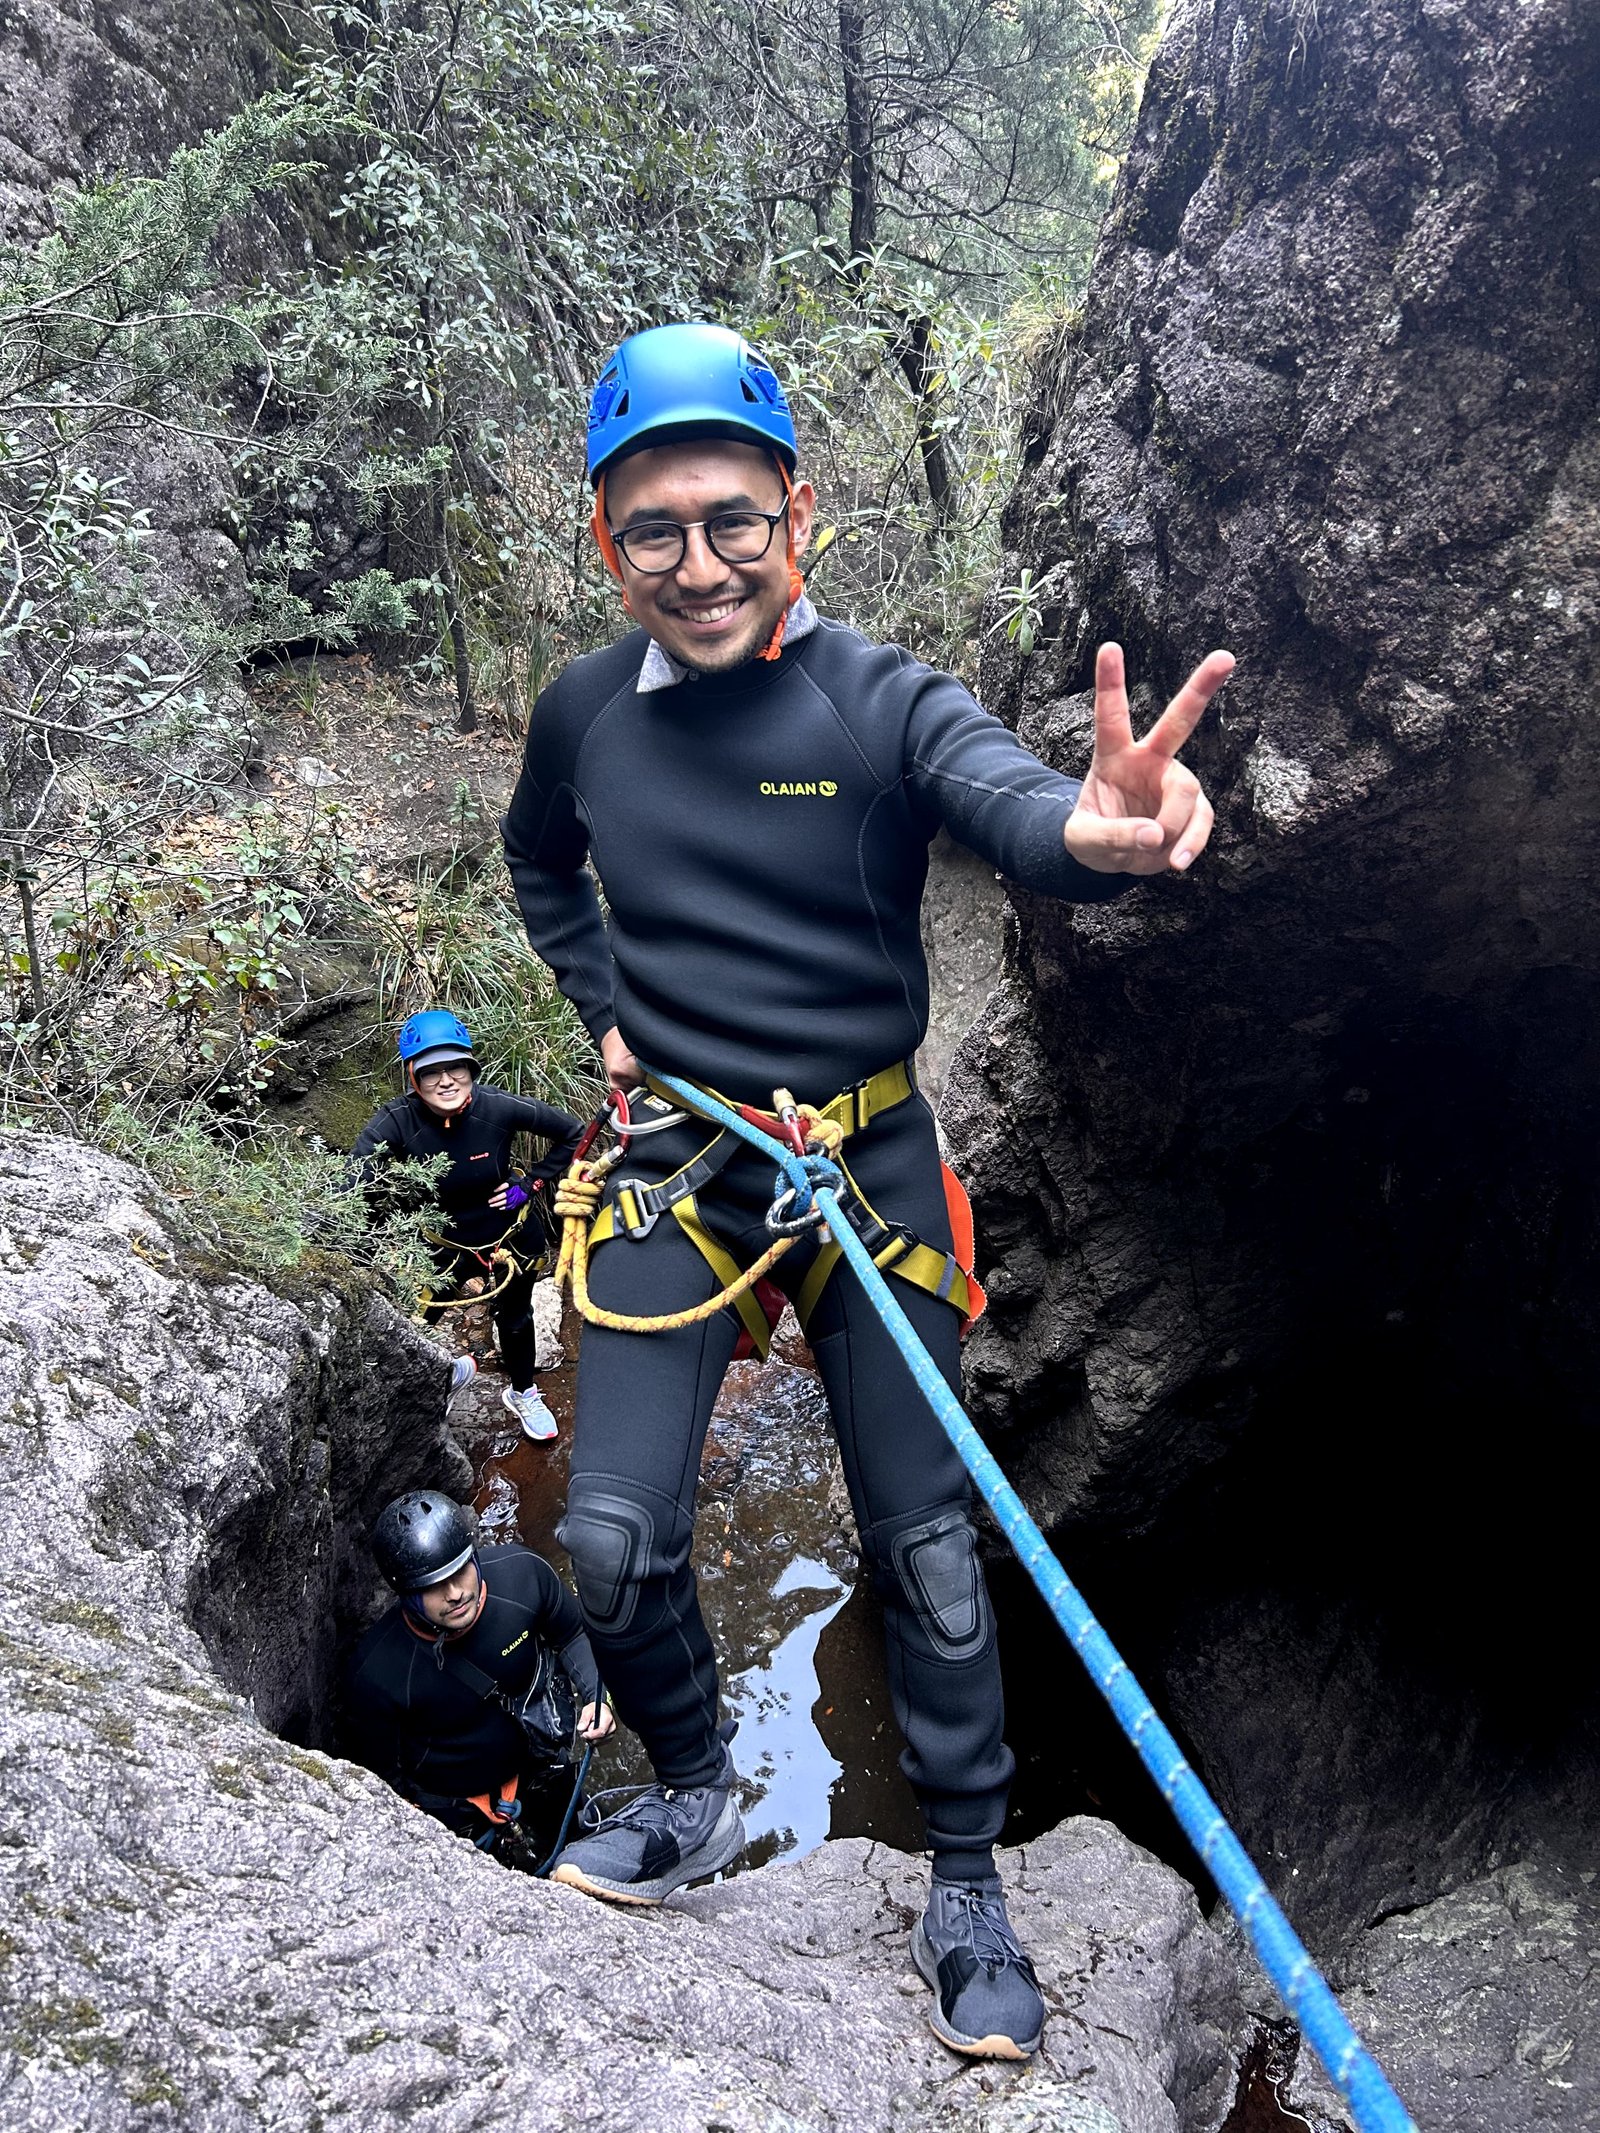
[796,1112,844,1157]
[553,1170,604,1223]
[552,1150,792,1337]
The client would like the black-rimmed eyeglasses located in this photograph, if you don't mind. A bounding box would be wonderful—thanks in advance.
[609,501,789,575]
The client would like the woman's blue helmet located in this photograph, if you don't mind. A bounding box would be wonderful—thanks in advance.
[397,1010,478,1077]
[585,322,798,484]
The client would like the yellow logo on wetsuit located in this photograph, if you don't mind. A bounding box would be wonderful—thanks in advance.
[759,781,838,797]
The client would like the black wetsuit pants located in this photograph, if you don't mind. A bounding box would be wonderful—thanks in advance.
[425,1243,542,1390]
[559,1089,1012,1884]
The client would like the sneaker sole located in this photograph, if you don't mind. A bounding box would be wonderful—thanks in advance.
[550,1806,746,1907]
[910,1922,1041,2060]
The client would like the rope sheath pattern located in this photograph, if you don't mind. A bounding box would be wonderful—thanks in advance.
[643,1065,1418,2133]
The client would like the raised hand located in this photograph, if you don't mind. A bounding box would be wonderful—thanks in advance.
[1063,642,1233,876]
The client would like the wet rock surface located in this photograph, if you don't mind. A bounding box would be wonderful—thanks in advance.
[0,1127,1247,2130]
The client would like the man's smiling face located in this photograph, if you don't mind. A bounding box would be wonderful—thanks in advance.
[604,439,815,676]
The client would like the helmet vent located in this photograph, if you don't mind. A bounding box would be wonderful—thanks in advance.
[614,389,630,416]
[740,378,759,402]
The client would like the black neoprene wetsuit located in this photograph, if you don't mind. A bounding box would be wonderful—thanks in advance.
[500,616,1134,1884]
[343,1544,599,1842]
[500,618,1125,1105]
[351,1084,582,1387]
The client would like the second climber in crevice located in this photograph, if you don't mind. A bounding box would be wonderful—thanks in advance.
[351,1010,584,1440]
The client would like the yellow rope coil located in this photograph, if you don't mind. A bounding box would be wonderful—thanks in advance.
[416,1203,538,1314]
[553,1160,794,1334]
[420,1247,523,1310]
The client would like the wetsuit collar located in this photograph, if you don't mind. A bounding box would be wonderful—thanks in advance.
[636,593,818,694]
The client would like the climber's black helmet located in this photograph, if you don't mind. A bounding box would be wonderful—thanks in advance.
[371,1491,476,1592]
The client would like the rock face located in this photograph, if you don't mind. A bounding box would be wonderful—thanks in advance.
[0,1128,1246,2132]
[939,0,1600,2117]
[918,831,1007,1104]
[1229,1854,1600,2133]
[0,1129,470,1746]
[0,0,273,238]
[952,0,1600,1537]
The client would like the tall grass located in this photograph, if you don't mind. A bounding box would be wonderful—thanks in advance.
[371,848,602,1119]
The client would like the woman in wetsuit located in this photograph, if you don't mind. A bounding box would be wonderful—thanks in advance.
[352,1010,583,1439]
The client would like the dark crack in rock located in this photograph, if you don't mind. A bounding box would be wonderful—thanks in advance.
[938,3,1600,2124]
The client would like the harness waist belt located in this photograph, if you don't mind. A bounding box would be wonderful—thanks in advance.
[644,1059,915,1142]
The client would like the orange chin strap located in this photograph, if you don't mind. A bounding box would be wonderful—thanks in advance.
[591,473,630,615]
[590,464,803,655]
[758,464,805,661]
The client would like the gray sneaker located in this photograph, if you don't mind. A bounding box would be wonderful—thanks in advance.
[911,1877,1045,2060]
[503,1383,557,1441]
[549,1745,744,1906]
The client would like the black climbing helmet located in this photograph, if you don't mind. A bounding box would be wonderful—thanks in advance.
[371,1491,476,1592]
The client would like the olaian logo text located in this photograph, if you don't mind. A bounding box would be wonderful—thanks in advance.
[759,780,838,797]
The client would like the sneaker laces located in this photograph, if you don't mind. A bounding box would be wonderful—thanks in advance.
[575,1777,703,1837]
[943,1886,1040,1983]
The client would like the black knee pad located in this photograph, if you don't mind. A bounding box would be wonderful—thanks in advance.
[879,1504,992,1663]
[558,1480,691,1639]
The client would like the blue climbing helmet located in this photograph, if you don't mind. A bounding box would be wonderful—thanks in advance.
[397,1009,478,1080]
[585,322,798,484]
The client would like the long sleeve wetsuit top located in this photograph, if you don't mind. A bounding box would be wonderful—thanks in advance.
[343,1545,598,1809]
[350,1084,583,1249]
[501,619,1128,1106]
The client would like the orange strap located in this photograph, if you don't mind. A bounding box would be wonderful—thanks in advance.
[591,472,625,587]
[466,1770,520,1825]
[941,1160,987,1332]
[757,464,805,661]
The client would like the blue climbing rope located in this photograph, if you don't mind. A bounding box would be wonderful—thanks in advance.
[644,1066,1417,2133]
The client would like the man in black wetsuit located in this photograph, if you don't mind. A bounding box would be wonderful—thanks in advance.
[344,1491,613,1862]
[352,1011,583,1440]
[500,322,1231,2058]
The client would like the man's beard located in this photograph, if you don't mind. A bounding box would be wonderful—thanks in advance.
[662,588,783,675]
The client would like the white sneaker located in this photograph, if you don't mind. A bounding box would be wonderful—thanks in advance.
[448,1356,477,1398]
[503,1384,558,1441]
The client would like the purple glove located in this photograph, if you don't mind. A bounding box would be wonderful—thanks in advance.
[502,1182,530,1212]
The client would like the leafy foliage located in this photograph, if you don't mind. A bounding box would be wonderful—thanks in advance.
[0,0,1158,1284]
[373,845,600,1116]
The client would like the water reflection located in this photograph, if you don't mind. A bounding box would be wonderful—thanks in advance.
[727,1559,848,1866]
[471,1320,922,1872]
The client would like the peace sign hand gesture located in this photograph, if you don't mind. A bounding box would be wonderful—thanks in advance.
[1063,642,1234,876]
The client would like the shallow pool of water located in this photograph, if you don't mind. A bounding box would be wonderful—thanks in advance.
[466,1307,1212,1890]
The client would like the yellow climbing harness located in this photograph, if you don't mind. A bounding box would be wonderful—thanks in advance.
[550,1065,983,1351]
[417,1199,546,1313]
